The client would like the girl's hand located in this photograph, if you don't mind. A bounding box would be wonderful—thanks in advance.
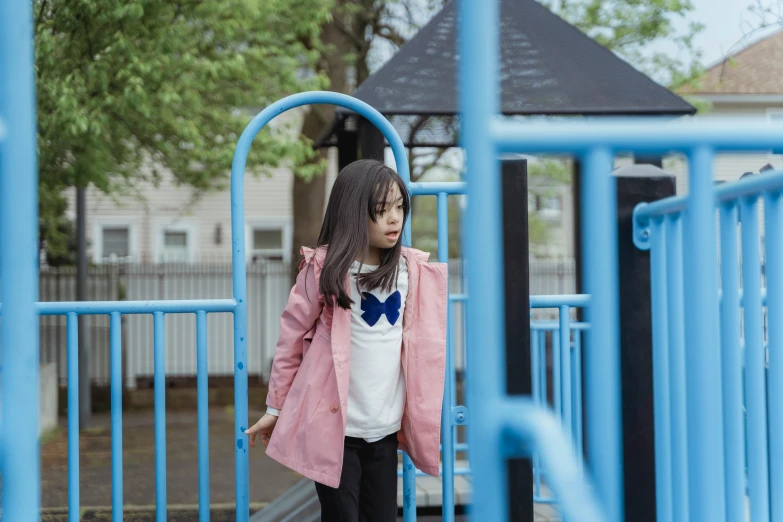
[245,414,278,448]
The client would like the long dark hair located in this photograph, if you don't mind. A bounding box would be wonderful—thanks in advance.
[313,159,410,309]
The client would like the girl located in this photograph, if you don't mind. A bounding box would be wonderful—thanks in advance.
[245,159,447,521]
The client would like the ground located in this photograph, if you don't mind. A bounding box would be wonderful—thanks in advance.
[36,407,297,521]
[27,404,557,521]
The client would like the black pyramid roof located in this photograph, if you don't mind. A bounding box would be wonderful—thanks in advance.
[316,0,696,148]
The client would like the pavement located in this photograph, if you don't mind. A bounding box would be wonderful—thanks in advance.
[36,407,298,521]
[29,406,560,521]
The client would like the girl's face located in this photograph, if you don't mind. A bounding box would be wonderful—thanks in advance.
[368,182,404,252]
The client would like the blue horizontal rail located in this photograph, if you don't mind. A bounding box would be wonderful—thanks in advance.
[408,182,467,196]
[32,299,237,315]
[491,117,783,154]
[635,168,783,220]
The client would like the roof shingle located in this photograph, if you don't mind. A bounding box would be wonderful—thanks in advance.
[680,29,783,95]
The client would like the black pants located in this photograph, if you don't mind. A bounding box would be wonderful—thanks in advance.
[315,433,398,522]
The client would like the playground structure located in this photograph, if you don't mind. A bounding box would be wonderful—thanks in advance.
[6,1,783,522]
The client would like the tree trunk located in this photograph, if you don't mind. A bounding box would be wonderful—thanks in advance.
[290,15,354,282]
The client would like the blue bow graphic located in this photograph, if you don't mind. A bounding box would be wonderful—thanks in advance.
[360,290,402,326]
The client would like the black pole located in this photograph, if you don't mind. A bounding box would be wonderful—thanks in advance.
[76,186,91,429]
[336,122,358,170]
[615,166,675,522]
[502,159,534,522]
[358,116,385,161]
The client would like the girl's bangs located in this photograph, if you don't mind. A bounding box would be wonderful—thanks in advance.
[369,172,408,221]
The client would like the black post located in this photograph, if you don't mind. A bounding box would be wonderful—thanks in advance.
[502,159,534,522]
[358,116,385,161]
[336,123,359,170]
[76,186,92,429]
[614,167,675,522]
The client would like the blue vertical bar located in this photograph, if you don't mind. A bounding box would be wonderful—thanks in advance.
[438,192,455,522]
[531,328,541,406]
[540,330,548,409]
[581,146,623,522]
[67,313,80,522]
[683,146,725,522]
[649,218,672,522]
[111,312,123,521]
[154,311,167,522]
[0,0,40,519]
[764,190,783,522]
[196,311,210,522]
[718,202,744,522]
[553,330,561,418]
[574,331,583,458]
[230,130,250,522]
[531,327,542,496]
[569,337,577,444]
[402,454,417,521]
[739,195,770,522]
[559,306,572,430]
[665,214,689,522]
[458,0,505,518]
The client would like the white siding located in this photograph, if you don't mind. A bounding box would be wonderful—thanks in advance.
[64,106,340,264]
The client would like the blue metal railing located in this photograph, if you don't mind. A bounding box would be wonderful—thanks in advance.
[396,294,591,517]
[634,167,783,522]
[529,296,589,505]
[530,320,588,504]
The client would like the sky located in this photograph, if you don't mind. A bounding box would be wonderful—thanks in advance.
[676,0,779,67]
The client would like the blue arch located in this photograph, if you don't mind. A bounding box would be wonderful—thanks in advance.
[227,91,412,516]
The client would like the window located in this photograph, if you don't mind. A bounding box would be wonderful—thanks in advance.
[93,220,138,263]
[162,231,188,263]
[102,227,130,259]
[252,228,284,260]
[153,220,197,263]
[246,218,291,263]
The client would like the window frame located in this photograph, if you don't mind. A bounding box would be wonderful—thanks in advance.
[92,218,139,264]
[245,217,292,263]
[152,219,198,264]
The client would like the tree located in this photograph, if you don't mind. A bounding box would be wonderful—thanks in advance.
[289,0,437,278]
[289,0,705,268]
[34,0,331,260]
[542,0,705,88]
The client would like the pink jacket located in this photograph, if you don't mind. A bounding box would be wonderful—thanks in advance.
[264,245,448,488]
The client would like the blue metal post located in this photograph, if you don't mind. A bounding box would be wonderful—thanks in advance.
[67,313,80,522]
[718,202,743,522]
[683,147,726,522]
[649,218,672,522]
[581,147,624,522]
[764,190,783,522]
[665,215,689,522]
[553,330,562,418]
[458,0,507,519]
[531,328,542,497]
[0,0,41,519]
[573,331,583,457]
[111,312,123,521]
[197,311,211,522]
[438,192,455,522]
[559,306,571,430]
[739,195,769,522]
[154,312,167,522]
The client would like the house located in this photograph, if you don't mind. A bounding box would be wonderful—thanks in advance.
[673,28,783,190]
[62,109,339,267]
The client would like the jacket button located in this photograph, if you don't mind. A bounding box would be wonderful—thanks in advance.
[330,404,339,413]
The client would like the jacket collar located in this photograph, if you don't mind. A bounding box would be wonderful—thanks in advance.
[300,244,430,268]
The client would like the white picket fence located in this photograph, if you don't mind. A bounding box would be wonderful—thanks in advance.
[39,258,575,388]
